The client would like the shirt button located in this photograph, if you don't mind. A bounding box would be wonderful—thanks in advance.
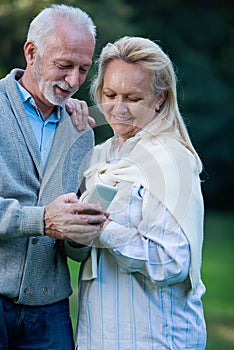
[32,237,39,244]
[24,287,30,294]
[43,287,48,295]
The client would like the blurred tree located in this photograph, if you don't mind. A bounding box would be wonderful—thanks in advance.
[0,0,46,76]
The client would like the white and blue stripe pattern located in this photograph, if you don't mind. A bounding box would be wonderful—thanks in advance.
[76,183,206,349]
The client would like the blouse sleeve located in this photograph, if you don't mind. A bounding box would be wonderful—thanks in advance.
[99,185,190,285]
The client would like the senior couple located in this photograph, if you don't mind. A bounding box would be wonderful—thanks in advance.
[0,4,206,350]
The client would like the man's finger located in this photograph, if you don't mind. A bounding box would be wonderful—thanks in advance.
[88,116,96,127]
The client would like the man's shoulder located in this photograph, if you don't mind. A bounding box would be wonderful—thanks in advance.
[0,73,8,92]
[60,111,94,139]
[54,114,95,155]
[0,69,23,98]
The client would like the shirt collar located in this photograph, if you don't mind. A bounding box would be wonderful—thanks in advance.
[16,80,63,120]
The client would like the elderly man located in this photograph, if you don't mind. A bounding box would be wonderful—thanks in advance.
[0,4,105,349]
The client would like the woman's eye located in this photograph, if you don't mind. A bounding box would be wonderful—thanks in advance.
[104,93,116,99]
[128,97,141,102]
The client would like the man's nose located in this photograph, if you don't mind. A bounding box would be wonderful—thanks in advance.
[65,69,80,88]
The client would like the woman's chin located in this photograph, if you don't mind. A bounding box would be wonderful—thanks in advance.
[112,125,140,141]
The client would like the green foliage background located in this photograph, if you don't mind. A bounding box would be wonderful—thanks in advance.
[0,0,233,347]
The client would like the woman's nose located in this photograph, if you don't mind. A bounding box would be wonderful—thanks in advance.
[112,101,127,114]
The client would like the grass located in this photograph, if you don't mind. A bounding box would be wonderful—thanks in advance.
[68,259,79,334]
[68,210,234,348]
[202,211,234,349]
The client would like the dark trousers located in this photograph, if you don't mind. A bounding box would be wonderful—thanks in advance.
[0,296,74,350]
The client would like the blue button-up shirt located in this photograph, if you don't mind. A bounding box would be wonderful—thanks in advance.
[16,81,61,170]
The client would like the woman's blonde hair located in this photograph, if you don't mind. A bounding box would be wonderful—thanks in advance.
[90,36,202,172]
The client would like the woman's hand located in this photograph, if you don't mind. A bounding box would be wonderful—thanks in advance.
[101,218,112,231]
[65,98,96,131]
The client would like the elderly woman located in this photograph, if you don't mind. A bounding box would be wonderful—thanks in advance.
[71,36,206,350]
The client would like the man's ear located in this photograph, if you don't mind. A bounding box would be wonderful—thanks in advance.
[155,91,167,112]
[23,41,37,65]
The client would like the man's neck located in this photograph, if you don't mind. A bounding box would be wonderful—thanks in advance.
[18,74,56,120]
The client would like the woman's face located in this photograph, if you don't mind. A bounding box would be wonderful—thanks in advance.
[101,59,161,144]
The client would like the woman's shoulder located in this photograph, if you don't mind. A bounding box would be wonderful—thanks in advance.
[136,135,199,176]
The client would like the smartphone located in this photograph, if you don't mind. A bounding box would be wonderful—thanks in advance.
[86,183,117,211]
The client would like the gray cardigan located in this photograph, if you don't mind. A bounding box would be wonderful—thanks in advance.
[0,69,94,305]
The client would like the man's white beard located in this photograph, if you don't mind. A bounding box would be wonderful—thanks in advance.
[33,55,78,106]
[39,80,78,106]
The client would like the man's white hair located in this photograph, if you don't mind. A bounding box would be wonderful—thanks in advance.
[27,4,96,55]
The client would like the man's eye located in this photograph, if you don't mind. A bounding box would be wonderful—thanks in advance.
[55,63,71,69]
[79,67,88,74]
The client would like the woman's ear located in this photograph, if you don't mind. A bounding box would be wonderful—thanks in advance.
[23,41,37,65]
[155,91,166,111]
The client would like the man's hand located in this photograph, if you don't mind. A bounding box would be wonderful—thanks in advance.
[44,193,106,245]
[65,98,96,131]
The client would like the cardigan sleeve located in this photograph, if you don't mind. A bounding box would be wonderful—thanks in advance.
[0,197,45,239]
[64,241,91,262]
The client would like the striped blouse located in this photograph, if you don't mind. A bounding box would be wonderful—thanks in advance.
[75,180,206,349]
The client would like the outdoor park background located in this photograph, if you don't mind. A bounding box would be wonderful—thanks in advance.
[0,0,233,348]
